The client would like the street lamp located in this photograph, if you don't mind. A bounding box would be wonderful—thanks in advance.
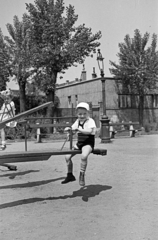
[97,49,111,143]
[97,49,104,78]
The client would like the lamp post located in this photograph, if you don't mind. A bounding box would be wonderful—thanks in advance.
[97,49,111,143]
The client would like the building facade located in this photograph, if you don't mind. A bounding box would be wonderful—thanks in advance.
[56,77,117,109]
[56,75,158,129]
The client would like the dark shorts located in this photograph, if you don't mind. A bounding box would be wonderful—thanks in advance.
[76,133,95,150]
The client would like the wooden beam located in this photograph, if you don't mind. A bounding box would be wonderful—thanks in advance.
[0,101,53,129]
[109,122,139,126]
[29,123,72,128]
[0,148,107,164]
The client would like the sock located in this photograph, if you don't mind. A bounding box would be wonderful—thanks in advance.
[80,158,87,174]
[2,141,6,146]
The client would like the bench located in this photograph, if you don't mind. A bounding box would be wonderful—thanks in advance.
[109,121,141,138]
[24,116,77,142]
[22,121,73,151]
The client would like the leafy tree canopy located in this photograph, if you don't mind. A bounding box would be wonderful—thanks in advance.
[5,14,34,82]
[4,14,36,111]
[0,29,10,90]
[26,0,102,93]
[109,29,158,96]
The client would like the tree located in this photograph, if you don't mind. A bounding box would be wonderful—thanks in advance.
[0,29,10,91]
[26,0,101,104]
[109,29,158,125]
[5,14,35,112]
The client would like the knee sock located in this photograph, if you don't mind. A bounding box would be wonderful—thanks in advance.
[66,158,73,173]
[2,141,6,146]
[80,158,87,174]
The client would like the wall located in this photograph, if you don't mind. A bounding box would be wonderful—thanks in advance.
[56,77,158,129]
[56,77,118,109]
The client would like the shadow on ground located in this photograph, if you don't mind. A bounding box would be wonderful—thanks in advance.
[0,177,65,189]
[0,184,112,209]
[0,170,40,179]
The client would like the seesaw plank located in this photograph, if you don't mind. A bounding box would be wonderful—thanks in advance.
[0,101,53,129]
[0,149,107,164]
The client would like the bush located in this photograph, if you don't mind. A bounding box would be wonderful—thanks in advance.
[144,123,151,132]
[5,125,26,140]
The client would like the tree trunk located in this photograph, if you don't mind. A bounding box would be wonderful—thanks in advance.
[19,80,26,112]
[46,71,57,133]
[138,95,144,127]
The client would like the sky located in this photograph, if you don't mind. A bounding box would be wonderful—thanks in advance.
[0,0,158,89]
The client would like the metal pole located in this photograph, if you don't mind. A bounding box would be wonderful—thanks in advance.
[100,75,111,143]
[71,103,73,124]
[101,78,106,116]
[69,129,73,149]
[24,123,27,151]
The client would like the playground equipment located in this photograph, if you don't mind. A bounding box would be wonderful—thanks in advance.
[0,101,53,130]
[0,102,107,170]
[0,101,53,170]
[0,148,107,165]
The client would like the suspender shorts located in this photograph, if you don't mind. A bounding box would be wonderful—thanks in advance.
[76,133,95,150]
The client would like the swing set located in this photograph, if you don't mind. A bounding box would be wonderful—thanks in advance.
[0,101,107,171]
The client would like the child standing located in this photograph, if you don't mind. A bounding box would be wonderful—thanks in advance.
[62,102,96,186]
[0,89,16,150]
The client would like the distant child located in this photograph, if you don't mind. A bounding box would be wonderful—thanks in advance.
[0,89,16,150]
[62,102,96,186]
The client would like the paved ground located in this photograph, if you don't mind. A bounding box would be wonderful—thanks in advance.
[0,135,158,240]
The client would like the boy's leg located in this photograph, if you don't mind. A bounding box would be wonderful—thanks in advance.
[79,145,92,186]
[0,129,6,150]
[61,153,76,184]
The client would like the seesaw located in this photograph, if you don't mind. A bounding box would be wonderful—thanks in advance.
[0,148,107,165]
[0,147,107,171]
[0,101,53,170]
[0,101,107,171]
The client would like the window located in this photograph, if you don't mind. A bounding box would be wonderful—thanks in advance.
[87,102,92,111]
[131,95,139,108]
[68,96,71,108]
[152,95,158,108]
[118,94,139,108]
[118,95,131,108]
[75,95,78,106]
[119,94,158,109]
[144,95,153,108]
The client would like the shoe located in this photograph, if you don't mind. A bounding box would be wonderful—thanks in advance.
[61,173,76,184]
[79,172,85,186]
[0,145,6,151]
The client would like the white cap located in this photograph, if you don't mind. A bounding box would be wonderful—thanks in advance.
[76,102,89,111]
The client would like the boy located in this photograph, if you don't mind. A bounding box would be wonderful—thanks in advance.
[62,102,96,186]
[0,89,16,150]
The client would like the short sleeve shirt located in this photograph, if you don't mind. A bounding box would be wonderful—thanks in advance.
[71,117,96,135]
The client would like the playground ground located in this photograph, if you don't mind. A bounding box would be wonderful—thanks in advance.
[0,134,158,240]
